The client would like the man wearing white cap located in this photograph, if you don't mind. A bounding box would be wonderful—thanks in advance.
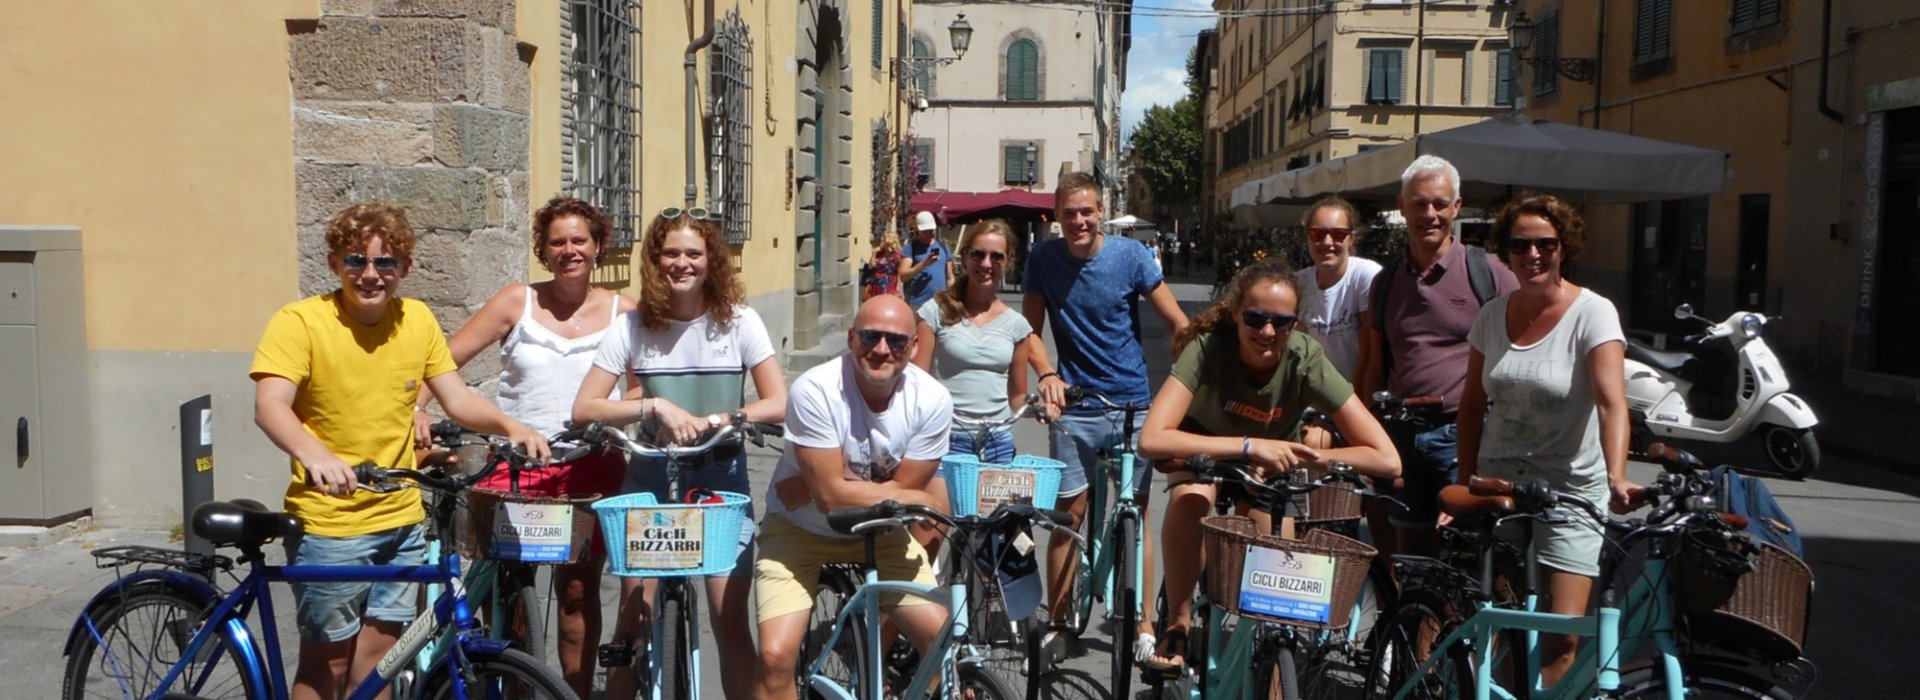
[901,211,952,308]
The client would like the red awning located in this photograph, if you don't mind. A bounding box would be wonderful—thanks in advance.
[909,189,1054,224]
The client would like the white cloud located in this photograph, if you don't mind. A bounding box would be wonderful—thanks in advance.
[1123,5,1217,138]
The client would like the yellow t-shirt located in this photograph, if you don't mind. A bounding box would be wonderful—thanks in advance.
[250,292,458,537]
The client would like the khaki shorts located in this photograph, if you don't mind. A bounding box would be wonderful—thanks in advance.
[753,513,938,624]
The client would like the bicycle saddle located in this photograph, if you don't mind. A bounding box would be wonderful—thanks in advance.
[192,499,302,547]
[1438,484,1515,520]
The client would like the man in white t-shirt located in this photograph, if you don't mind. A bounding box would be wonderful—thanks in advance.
[751,294,953,700]
[1294,195,1383,382]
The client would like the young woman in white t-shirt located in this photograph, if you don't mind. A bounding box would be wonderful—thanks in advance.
[1457,193,1642,688]
[421,197,636,698]
[572,210,787,700]
[1292,195,1382,383]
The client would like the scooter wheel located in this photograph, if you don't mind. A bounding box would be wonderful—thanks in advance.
[1763,425,1820,480]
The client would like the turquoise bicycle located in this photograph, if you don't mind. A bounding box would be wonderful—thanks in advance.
[1370,445,1814,699]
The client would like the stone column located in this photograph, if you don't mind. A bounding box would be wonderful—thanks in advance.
[289,0,532,397]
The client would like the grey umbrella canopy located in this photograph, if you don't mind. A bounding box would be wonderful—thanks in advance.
[1231,114,1728,208]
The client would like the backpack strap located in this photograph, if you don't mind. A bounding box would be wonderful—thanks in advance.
[1371,253,1402,383]
[1463,244,1497,306]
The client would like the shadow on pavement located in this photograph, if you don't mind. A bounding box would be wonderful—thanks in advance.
[1031,667,1104,700]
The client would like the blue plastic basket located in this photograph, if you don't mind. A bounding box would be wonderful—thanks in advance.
[941,454,1065,517]
[592,491,752,577]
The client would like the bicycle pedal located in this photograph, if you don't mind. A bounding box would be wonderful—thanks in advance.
[597,641,636,668]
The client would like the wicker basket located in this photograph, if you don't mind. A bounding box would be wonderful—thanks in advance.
[1677,536,1813,661]
[465,488,602,564]
[1296,466,1364,525]
[1201,515,1377,629]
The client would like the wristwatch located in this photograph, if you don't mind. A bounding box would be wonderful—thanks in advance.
[706,413,726,430]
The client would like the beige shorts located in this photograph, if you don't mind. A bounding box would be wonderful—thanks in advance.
[753,513,939,624]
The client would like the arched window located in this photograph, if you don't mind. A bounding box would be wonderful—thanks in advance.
[1006,38,1039,101]
[910,37,932,97]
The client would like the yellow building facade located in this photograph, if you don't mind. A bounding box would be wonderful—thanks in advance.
[0,0,914,526]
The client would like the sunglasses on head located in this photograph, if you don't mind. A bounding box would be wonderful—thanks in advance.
[1308,226,1353,242]
[967,249,1008,264]
[1241,309,1297,331]
[343,254,401,272]
[1503,237,1562,255]
[856,329,911,354]
[660,206,713,221]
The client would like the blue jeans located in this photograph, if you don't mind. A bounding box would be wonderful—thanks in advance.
[949,426,1016,463]
[1385,421,1460,527]
[624,453,756,578]
[1052,410,1152,500]
[283,524,427,642]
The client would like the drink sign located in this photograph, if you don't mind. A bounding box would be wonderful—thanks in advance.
[625,507,705,569]
[974,468,1037,515]
[1236,543,1336,624]
[490,502,574,562]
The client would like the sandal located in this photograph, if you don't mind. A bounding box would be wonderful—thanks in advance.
[1137,628,1189,674]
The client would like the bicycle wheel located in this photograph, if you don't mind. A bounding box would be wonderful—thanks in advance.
[1108,515,1138,700]
[957,664,1020,700]
[424,646,575,699]
[1298,560,1397,700]
[656,584,693,700]
[502,565,546,662]
[803,565,868,699]
[63,584,259,700]
[1364,590,1473,700]
[1616,664,1797,699]
[1252,641,1300,700]
[971,573,1029,691]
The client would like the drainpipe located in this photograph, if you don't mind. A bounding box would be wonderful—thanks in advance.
[686,0,717,207]
[1817,0,1844,123]
[1592,0,1606,129]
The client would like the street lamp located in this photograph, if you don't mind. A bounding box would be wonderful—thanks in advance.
[1507,12,1596,83]
[897,13,973,95]
[1024,142,1038,191]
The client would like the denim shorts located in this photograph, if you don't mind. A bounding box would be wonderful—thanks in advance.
[1385,421,1460,528]
[283,524,427,642]
[948,426,1016,465]
[624,453,756,578]
[1052,410,1152,500]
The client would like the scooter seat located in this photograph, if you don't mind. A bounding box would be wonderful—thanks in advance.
[192,499,302,547]
[1626,342,1694,376]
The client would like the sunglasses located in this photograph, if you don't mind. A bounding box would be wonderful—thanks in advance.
[342,254,401,272]
[856,329,911,354]
[1503,237,1563,255]
[1241,309,1298,331]
[1307,226,1353,242]
[967,249,1008,264]
[660,206,713,221]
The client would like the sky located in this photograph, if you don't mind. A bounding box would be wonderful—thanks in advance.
[1122,0,1218,139]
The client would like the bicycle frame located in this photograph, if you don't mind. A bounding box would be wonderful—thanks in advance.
[1070,410,1148,628]
[805,568,970,700]
[118,553,495,700]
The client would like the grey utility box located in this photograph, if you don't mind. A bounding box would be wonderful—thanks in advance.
[0,226,91,525]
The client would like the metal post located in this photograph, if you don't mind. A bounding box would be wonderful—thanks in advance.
[180,395,213,556]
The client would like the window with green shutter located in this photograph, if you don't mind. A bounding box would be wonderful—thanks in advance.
[1634,0,1673,64]
[1367,48,1404,104]
[1532,12,1560,96]
[1003,144,1030,184]
[1494,51,1514,106]
[1007,39,1039,101]
[1729,0,1782,35]
[871,0,883,69]
[910,37,932,96]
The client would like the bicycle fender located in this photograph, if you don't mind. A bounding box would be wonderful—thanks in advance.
[418,637,516,692]
[64,569,222,657]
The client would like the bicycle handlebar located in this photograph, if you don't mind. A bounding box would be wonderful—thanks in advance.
[578,419,784,459]
[825,500,1082,545]
[1064,385,1150,413]
[952,394,1048,432]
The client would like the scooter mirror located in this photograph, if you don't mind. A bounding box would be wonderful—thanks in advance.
[1674,303,1694,320]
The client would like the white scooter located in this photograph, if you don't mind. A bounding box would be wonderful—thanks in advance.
[1623,304,1821,479]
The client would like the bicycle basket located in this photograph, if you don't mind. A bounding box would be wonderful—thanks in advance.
[1201,515,1377,630]
[1676,530,1812,661]
[941,454,1065,517]
[1296,465,1365,525]
[593,491,752,577]
[465,488,602,564]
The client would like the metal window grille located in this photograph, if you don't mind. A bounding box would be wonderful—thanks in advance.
[562,0,643,247]
[708,10,753,244]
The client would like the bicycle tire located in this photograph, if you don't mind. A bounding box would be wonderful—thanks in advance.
[1297,558,1397,699]
[803,565,867,700]
[1252,642,1301,700]
[423,646,576,699]
[657,586,693,700]
[1364,589,1473,700]
[1109,515,1137,700]
[971,570,1029,692]
[503,565,545,663]
[62,584,259,700]
[958,664,1021,700]
[1615,663,1797,699]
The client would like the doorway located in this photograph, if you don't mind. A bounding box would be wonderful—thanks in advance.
[1876,107,1920,376]
[1630,196,1709,334]
[1735,194,1770,311]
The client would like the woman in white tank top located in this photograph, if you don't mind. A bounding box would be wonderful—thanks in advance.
[422,197,635,698]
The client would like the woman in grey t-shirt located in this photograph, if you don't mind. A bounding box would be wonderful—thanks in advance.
[1458,194,1641,688]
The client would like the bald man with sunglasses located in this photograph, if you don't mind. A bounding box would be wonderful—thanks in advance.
[752,295,953,700]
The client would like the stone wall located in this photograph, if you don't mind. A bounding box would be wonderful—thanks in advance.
[289,0,532,397]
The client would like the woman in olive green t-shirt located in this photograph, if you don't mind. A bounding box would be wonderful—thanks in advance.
[1135,258,1403,673]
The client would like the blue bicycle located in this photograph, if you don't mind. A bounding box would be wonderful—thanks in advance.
[61,451,584,700]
